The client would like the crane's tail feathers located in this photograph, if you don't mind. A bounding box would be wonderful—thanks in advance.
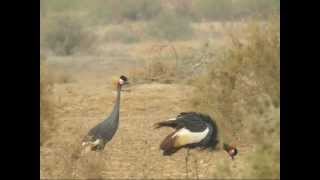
[153,120,177,129]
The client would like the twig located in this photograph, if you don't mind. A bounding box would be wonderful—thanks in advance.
[169,44,179,70]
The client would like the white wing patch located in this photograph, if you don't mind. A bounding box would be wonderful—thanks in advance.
[172,127,209,144]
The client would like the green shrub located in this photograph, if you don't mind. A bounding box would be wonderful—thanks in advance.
[43,16,95,55]
[147,11,193,41]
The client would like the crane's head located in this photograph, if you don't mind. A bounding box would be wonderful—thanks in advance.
[118,75,129,86]
[223,143,238,160]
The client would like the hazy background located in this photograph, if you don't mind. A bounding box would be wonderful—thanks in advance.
[40,0,280,179]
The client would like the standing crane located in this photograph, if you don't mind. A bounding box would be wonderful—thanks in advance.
[154,112,219,155]
[82,75,129,152]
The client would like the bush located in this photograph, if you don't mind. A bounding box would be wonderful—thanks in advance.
[90,0,162,24]
[147,11,193,41]
[104,26,141,43]
[194,0,233,21]
[233,0,280,18]
[193,0,280,21]
[189,15,279,177]
[42,0,89,13]
[169,0,197,20]
[43,16,95,55]
[193,14,280,144]
[119,0,162,21]
[129,59,177,84]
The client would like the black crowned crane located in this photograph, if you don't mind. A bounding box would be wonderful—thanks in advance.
[81,75,129,153]
[154,112,219,155]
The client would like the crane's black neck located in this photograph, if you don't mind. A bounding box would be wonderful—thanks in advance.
[110,84,122,120]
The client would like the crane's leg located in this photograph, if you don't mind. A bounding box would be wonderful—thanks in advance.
[185,149,190,179]
[194,153,199,180]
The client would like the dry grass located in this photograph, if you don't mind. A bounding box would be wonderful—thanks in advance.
[189,15,280,178]
[42,15,96,55]
[129,59,177,84]
[40,56,77,145]
[40,58,55,145]
[103,25,142,44]
[147,10,194,41]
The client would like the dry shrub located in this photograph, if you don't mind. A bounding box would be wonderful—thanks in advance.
[90,0,162,24]
[129,59,177,84]
[190,15,279,178]
[104,25,141,44]
[40,55,76,145]
[193,0,233,21]
[147,10,193,41]
[191,15,279,137]
[43,15,96,55]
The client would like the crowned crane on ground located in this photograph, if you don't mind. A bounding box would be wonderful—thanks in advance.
[81,75,129,152]
[154,112,219,156]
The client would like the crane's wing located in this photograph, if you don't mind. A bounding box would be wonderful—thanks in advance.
[154,112,207,132]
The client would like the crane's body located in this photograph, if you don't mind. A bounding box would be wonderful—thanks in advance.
[154,112,219,156]
[82,76,128,152]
